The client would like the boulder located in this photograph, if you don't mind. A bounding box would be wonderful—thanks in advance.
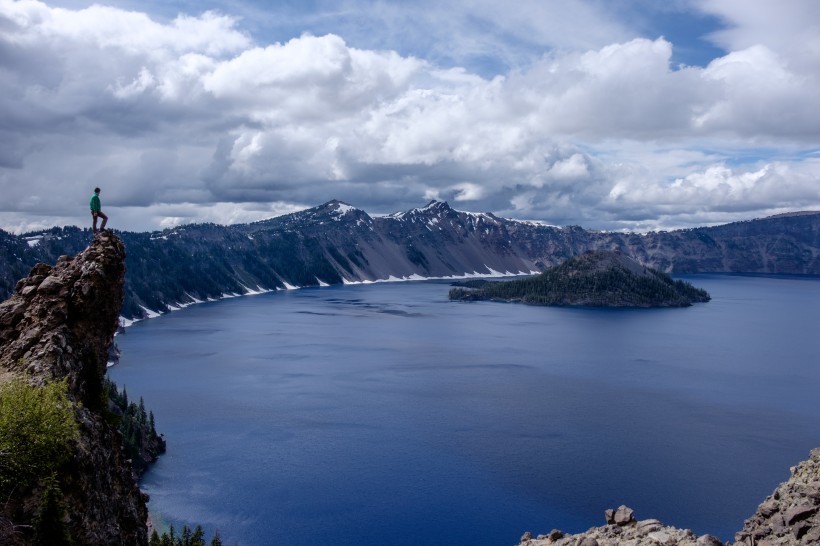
[613,505,635,526]
[696,535,723,546]
[647,530,672,544]
[758,498,779,518]
[784,504,817,525]
[637,519,663,534]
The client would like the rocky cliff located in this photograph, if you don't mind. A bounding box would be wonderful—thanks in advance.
[0,231,148,545]
[734,448,820,545]
[518,448,820,546]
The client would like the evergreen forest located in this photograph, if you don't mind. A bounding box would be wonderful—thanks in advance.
[449,251,711,307]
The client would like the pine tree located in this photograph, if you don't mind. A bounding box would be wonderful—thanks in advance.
[162,525,176,546]
[139,397,147,425]
[190,525,206,546]
[31,475,73,546]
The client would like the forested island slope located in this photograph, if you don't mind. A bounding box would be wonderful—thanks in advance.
[449,251,710,307]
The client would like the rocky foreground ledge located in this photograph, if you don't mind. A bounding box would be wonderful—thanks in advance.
[519,448,820,546]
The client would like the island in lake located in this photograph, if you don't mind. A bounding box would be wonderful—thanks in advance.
[449,250,711,307]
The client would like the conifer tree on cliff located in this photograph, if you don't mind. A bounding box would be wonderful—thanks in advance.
[32,475,73,546]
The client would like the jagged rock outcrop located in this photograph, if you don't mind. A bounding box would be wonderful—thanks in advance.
[734,448,820,545]
[0,231,148,545]
[518,449,820,546]
[519,505,719,546]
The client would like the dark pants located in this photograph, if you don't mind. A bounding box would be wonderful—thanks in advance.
[92,211,108,232]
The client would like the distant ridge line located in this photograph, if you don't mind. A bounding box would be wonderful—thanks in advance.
[763,210,820,219]
[2,201,819,320]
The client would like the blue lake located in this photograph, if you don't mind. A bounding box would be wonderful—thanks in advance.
[109,275,820,545]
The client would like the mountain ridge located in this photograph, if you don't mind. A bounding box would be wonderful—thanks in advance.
[1,201,819,319]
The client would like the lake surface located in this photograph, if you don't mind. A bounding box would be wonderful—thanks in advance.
[110,275,820,546]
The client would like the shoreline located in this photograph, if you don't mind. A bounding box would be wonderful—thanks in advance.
[115,267,538,330]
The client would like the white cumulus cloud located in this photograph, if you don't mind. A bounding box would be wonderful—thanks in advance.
[0,0,819,234]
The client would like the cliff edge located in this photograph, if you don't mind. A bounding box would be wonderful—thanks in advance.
[0,231,148,545]
[519,448,820,546]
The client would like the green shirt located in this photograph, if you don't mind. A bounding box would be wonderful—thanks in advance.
[90,194,101,213]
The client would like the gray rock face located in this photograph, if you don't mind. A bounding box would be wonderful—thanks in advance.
[734,448,820,545]
[696,535,723,546]
[605,505,635,526]
[1,234,124,408]
[0,232,148,546]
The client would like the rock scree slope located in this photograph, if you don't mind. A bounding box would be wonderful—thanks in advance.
[0,231,148,545]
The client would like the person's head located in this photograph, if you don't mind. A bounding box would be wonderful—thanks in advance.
[94,187,101,194]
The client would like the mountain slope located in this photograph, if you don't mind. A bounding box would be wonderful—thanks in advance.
[1,203,818,319]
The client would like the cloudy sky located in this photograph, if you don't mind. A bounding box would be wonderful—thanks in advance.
[1,0,819,233]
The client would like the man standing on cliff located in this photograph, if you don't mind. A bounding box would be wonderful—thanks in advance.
[90,187,108,233]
